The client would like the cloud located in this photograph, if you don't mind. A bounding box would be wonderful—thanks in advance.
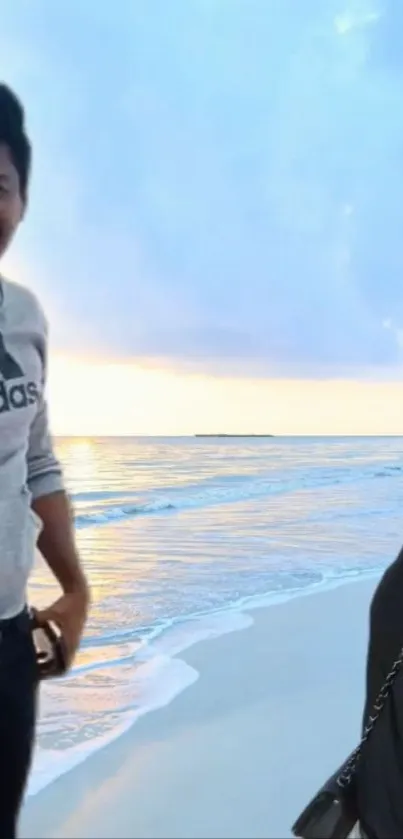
[1,0,403,378]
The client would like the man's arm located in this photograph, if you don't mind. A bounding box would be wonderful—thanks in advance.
[33,492,88,594]
[27,378,89,665]
[27,393,87,595]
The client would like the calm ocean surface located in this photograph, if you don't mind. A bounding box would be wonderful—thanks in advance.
[27,435,403,793]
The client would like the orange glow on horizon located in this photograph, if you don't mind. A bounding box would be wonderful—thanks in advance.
[47,354,403,437]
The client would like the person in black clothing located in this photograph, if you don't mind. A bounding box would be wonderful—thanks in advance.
[356,546,403,838]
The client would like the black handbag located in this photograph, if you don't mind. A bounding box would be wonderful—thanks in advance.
[292,646,403,839]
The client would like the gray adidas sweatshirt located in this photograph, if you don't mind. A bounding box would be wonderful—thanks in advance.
[0,277,64,619]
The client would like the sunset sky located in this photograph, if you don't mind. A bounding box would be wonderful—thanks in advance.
[1,0,402,436]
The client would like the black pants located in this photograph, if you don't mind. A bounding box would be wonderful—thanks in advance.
[0,609,37,838]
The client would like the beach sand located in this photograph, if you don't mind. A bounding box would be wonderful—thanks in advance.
[20,577,378,839]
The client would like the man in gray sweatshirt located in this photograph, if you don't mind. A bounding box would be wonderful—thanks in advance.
[0,85,89,837]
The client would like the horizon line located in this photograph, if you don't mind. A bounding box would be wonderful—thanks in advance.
[53,432,403,439]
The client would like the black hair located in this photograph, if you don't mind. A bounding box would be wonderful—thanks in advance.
[0,84,31,202]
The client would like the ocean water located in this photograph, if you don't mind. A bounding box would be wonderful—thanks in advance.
[27,435,403,794]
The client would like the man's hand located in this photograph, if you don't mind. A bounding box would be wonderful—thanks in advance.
[36,586,89,669]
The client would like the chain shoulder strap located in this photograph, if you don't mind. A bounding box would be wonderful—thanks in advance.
[337,646,403,789]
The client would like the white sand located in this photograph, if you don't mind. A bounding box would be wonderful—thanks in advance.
[20,577,378,839]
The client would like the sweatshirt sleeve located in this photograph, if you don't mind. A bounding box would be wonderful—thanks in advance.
[27,394,64,499]
[26,307,64,500]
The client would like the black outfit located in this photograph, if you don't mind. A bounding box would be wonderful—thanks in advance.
[357,546,403,839]
[0,609,37,838]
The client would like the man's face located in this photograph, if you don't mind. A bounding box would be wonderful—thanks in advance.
[0,144,23,260]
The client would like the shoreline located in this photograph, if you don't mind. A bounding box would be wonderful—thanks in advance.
[26,568,383,798]
[21,576,377,838]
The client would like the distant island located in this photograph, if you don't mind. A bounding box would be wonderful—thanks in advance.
[195,434,274,438]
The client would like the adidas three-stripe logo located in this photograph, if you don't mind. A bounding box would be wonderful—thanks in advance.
[0,332,39,413]
[0,332,24,380]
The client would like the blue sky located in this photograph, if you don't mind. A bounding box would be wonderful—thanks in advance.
[2,0,403,380]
